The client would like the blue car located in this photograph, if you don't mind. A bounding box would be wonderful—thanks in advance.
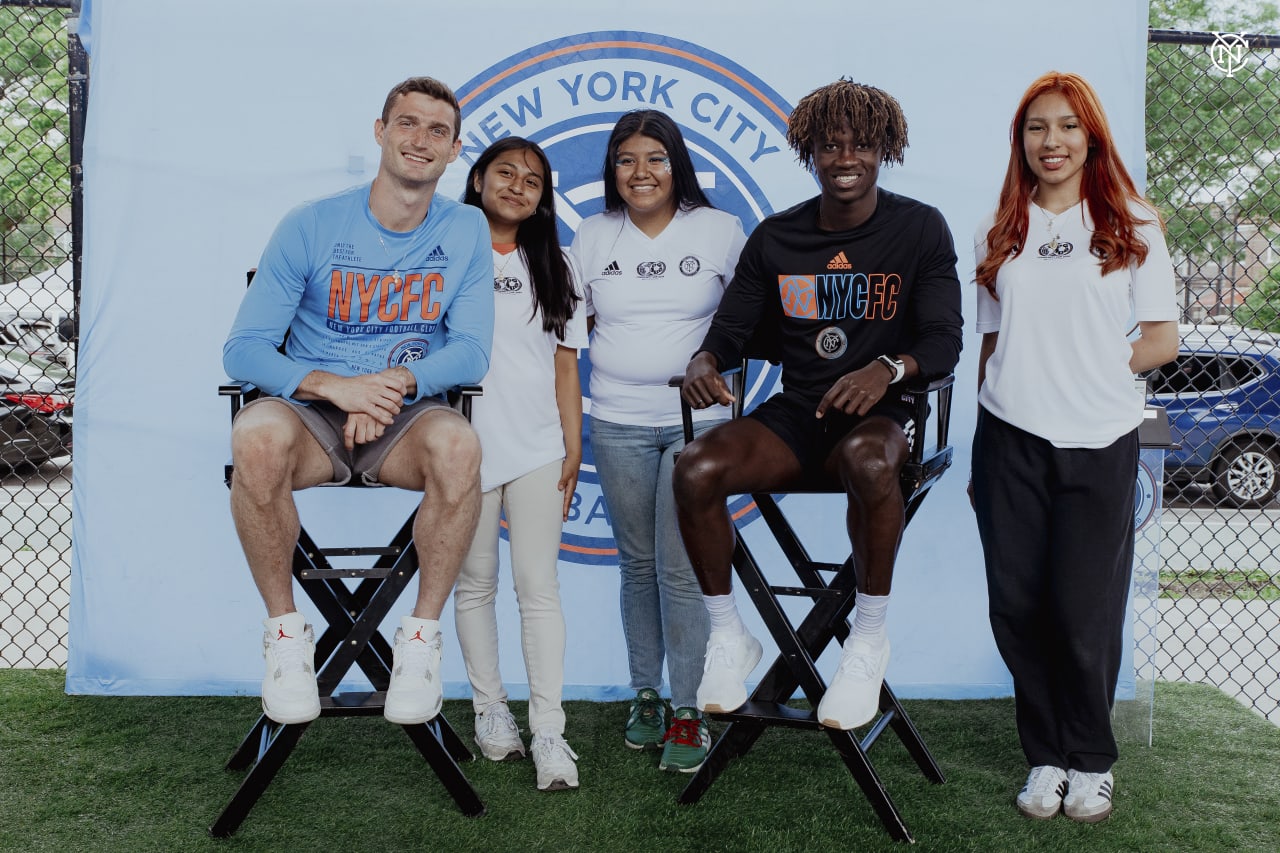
[1145,325,1280,508]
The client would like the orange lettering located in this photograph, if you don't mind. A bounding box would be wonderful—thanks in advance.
[881,274,901,321]
[421,273,444,321]
[328,270,354,321]
[356,274,379,322]
[868,274,885,320]
[377,274,399,322]
[401,273,422,320]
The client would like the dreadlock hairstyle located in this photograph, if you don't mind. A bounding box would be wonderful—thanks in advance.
[975,71,1160,297]
[463,137,580,341]
[785,79,909,172]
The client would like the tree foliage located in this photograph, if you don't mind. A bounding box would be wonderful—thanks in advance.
[1241,263,1280,332]
[1146,1,1280,275]
[0,6,69,283]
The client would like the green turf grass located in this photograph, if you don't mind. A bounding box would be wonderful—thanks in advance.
[1,671,1277,852]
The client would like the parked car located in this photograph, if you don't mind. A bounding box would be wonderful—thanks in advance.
[1,261,75,371]
[1144,324,1280,508]
[0,347,73,469]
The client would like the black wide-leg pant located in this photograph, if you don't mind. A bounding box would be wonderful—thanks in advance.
[972,407,1137,773]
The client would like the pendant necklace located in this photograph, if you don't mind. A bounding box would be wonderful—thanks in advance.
[377,233,407,280]
[493,244,518,284]
[1035,203,1062,253]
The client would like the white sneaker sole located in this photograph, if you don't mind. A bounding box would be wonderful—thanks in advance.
[477,741,526,762]
[261,696,320,725]
[384,702,441,725]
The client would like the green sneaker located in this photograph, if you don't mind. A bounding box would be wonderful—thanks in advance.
[658,707,710,773]
[624,687,667,750]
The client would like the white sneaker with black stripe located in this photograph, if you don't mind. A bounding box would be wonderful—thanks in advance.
[1016,765,1068,819]
[1064,769,1114,822]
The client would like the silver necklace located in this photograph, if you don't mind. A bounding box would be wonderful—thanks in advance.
[493,245,517,282]
[1034,203,1064,253]
[377,233,406,280]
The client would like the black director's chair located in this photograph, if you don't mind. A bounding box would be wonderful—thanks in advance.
[669,357,954,844]
[209,273,485,838]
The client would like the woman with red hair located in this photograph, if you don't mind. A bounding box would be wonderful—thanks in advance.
[971,72,1178,823]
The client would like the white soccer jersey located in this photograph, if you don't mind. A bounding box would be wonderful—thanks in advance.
[975,201,1177,448]
[470,248,589,491]
[571,206,747,426]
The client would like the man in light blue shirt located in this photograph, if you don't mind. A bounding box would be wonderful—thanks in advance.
[223,77,493,727]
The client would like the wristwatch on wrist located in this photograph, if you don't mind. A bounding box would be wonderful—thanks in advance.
[876,354,907,384]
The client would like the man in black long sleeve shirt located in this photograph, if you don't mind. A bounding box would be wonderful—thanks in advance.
[673,79,962,730]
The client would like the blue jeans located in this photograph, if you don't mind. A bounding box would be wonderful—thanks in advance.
[590,416,722,710]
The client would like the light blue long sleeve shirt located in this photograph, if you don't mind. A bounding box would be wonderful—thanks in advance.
[223,183,493,402]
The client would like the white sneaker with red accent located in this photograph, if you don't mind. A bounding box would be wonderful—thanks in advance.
[261,612,320,724]
[384,617,443,724]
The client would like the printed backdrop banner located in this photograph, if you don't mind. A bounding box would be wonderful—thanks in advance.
[69,0,1149,697]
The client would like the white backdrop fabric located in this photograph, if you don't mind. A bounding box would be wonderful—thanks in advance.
[68,0,1150,697]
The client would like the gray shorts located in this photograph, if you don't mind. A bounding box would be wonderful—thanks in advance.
[237,395,460,486]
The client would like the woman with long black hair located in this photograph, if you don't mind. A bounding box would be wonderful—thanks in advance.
[456,137,586,792]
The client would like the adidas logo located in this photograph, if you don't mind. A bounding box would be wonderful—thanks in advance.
[602,260,622,276]
[427,245,449,262]
[827,251,852,270]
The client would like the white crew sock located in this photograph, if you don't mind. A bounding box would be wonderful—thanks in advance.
[704,593,746,635]
[851,593,890,650]
[401,615,441,639]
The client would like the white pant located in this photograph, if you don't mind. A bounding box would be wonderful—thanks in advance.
[454,459,567,736]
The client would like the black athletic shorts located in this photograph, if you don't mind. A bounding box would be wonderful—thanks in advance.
[746,389,917,477]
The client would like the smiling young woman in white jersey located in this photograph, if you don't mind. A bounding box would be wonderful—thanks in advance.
[972,71,1178,824]
[456,137,587,793]
[570,110,746,775]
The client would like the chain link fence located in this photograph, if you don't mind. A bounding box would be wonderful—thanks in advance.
[1,0,77,668]
[1146,29,1280,723]
[0,11,1277,724]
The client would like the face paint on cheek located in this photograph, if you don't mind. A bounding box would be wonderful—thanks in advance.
[663,161,672,175]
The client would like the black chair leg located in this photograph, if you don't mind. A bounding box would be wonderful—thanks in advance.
[676,718,768,805]
[826,727,913,844]
[210,720,311,838]
[401,721,486,817]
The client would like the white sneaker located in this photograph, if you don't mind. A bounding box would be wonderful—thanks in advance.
[1064,769,1114,823]
[696,629,763,713]
[817,637,889,730]
[530,733,579,791]
[384,619,443,725]
[261,612,320,724]
[474,702,525,762]
[1016,765,1069,819]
